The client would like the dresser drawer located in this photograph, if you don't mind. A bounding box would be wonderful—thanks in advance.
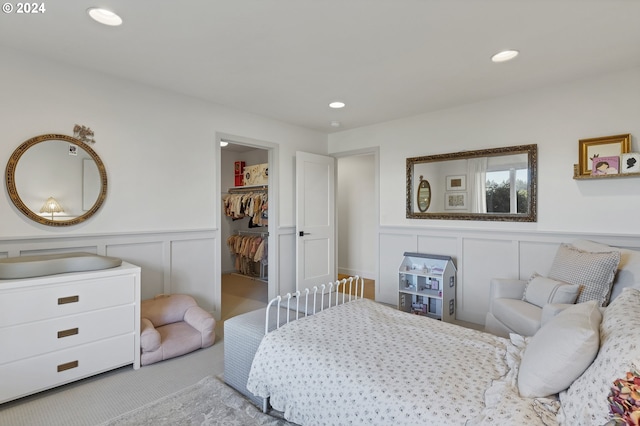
[0,274,135,326]
[0,333,135,404]
[0,304,135,365]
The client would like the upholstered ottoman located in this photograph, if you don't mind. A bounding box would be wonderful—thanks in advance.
[140,294,215,366]
[223,306,293,408]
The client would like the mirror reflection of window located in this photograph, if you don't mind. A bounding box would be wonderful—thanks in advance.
[485,154,529,214]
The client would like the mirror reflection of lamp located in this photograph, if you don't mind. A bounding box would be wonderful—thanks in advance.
[40,197,64,220]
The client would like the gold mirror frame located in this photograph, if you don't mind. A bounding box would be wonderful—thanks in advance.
[5,134,107,227]
[406,144,537,222]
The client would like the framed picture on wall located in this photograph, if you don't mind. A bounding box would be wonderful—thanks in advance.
[621,153,640,173]
[445,175,466,191]
[578,134,630,176]
[444,192,467,210]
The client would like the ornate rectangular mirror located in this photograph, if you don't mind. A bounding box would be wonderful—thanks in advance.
[406,144,537,221]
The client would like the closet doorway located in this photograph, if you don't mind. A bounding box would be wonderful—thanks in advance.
[219,137,274,325]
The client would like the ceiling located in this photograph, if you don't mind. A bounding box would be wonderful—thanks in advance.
[2,1,640,133]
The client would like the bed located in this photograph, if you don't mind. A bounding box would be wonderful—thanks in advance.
[245,277,640,425]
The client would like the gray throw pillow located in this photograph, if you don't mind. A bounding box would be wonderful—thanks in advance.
[547,243,620,306]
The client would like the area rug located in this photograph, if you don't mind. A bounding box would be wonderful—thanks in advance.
[100,376,294,425]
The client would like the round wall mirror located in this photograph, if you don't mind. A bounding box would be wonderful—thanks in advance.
[417,175,431,212]
[5,134,107,226]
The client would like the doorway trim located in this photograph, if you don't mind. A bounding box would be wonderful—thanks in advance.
[215,132,280,320]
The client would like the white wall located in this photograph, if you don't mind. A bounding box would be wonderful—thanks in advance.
[337,154,376,279]
[330,67,640,231]
[329,67,640,323]
[0,47,327,317]
[0,47,326,236]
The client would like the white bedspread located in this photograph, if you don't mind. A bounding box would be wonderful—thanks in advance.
[247,299,554,426]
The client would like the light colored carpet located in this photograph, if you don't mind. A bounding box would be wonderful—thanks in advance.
[100,376,293,426]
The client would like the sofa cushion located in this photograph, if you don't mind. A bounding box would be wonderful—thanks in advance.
[571,239,640,301]
[141,322,203,366]
[559,288,640,425]
[522,273,580,308]
[141,294,198,326]
[518,300,601,398]
[547,243,620,306]
[491,298,542,337]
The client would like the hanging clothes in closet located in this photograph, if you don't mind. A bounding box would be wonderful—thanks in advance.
[223,192,268,227]
[226,233,267,278]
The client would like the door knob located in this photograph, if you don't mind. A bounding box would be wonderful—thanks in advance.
[299,231,310,237]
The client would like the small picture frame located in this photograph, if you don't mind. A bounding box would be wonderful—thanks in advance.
[578,134,630,176]
[621,153,640,174]
[445,175,466,191]
[444,192,467,210]
[591,156,620,175]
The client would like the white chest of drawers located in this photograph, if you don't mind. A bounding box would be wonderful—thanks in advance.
[0,262,141,403]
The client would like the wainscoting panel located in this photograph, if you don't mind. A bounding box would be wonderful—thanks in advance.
[379,232,418,304]
[518,240,561,279]
[106,242,166,301]
[379,226,640,326]
[277,227,296,297]
[170,238,217,313]
[22,246,99,256]
[0,230,218,315]
[460,238,517,324]
[416,235,458,261]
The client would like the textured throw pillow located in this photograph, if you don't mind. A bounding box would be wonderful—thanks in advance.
[522,273,580,308]
[518,300,601,398]
[559,288,640,425]
[547,243,620,306]
[571,239,640,301]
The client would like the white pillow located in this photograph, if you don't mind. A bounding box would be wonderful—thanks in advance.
[518,300,601,398]
[559,288,640,425]
[522,273,580,308]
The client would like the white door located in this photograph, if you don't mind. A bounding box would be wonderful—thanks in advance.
[296,151,336,290]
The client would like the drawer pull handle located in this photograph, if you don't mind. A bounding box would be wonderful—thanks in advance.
[57,360,78,372]
[58,295,79,305]
[57,328,79,338]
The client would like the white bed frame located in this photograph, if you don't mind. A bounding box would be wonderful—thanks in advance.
[223,276,364,413]
[264,276,365,334]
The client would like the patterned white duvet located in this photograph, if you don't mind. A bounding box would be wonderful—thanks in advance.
[247,299,560,426]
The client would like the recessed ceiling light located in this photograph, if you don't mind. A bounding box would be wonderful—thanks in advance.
[491,50,519,63]
[220,141,229,147]
[330,121,341,128]
[87,8,123,26]
[329,101,346,109]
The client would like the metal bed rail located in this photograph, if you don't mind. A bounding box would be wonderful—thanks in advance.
[264,276,363,335]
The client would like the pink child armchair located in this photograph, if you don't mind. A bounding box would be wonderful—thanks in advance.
[140,294,215,366]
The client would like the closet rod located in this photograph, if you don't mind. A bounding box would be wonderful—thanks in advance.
[227,185,268,194]
[235,230,269,237]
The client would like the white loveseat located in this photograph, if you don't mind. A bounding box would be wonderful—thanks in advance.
[485,239,640,338]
